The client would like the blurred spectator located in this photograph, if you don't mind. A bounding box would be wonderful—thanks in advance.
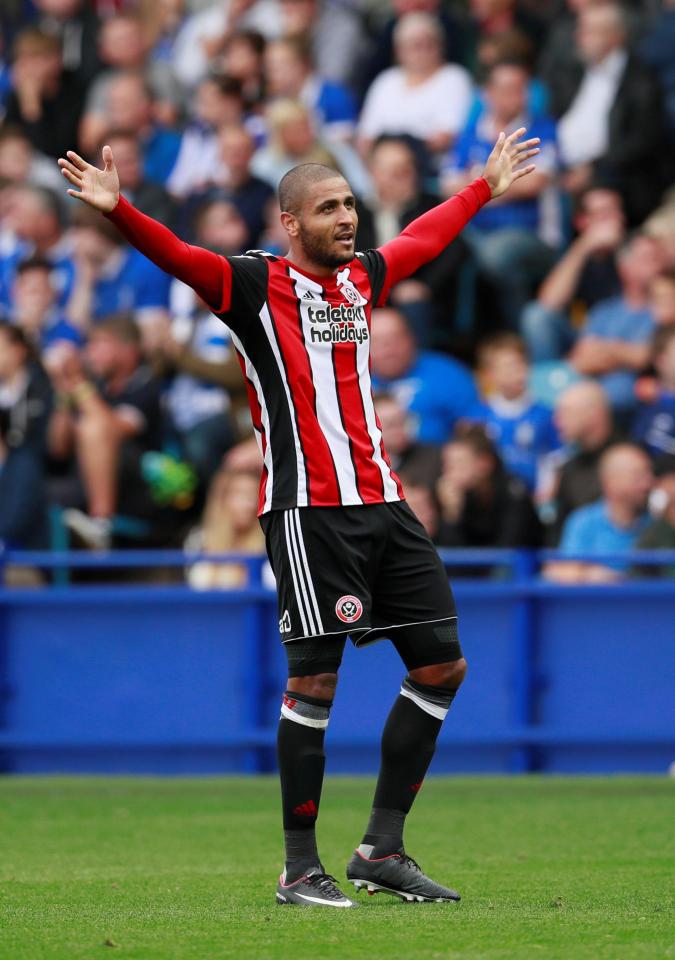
[638,0,675,144]
[144,0,188,90]
[358,13,473,162]
[79,71,181,186]
[464,0,545,77]
[521,185,626,360]
[374,391,441,490]
[357,136,471,346]
[105,129,176,226]
[5,28,85,160]
[66,204,171,330]
[442,59,558,324]
[167,76,248,200]
[10,257,83,351]
[632,455,675,576]
[632,326,675,459]
[566,233,664,413]
[82,12,180,131]
[398,475,440,541]
[264,36,358,142]
[552,380,618,537]
[0,124,64,193]
[219,30,266,110]
[31,0,100,86]
[435,423,543,548]
[650,269,675,329]
[0,405,48,548]
[473,333,559,493]
[186,124,273,246]
[0,184,74,314]
[47,314,162,549]
[0,323,52,454]
[370,308,478,445]
[554,4,665,223]
[278,0,367,88]
[191,196,250,255]
[361,0,464,98]
[186,467,265,589]
[251,99,369,196]
[546,443,652,582]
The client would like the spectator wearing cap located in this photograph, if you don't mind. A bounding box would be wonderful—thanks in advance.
[370,308,478,445]
[0,406,48,549]
[66,204,171,330]
[5,28,86,160]
[546,443,653,582]
[47,313,163,550]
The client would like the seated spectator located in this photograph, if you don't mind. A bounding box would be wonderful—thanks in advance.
[219,31,266,111]
[0,184,75,314]
[473,333,559,493]
[105,129,176,226]
[358,13,473,163]
[278,0,367,89]
[9,257,83,351]
[0,324,52,455]
[82,12,180,133]
[632,455,675,577]
[186,468,265,590]
[264,37,358,141]
[521,185,626,360]
[66,204,171,330]
[4,28,85,160]
[47,314,163,550]
[374,392,441,491]
[191,197,251,256]
[552,380,619,538]
[0,125,64,194]
[398,476,441,542]
[554,4,665,224]
[30,0,100,87]
[566,233,664,413]
[251,99,369,196]
[79,71,181,187]
[371,308,478,445]
[435,423,543,548]
[442,59,559,324]
[632,326,675,459]
[167,76,248,200]
[0,406,48,549]
[186,124,274,247]
[546,443,652,582]
[357,136,471,347]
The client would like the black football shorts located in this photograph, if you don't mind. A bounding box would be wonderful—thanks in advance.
[261,501,458,647]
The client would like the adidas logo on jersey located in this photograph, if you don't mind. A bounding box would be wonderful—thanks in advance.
[302,290,317,301]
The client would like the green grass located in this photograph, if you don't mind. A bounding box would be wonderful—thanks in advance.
[0,777,673,960]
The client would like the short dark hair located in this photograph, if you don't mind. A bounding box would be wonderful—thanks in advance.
[477,332,529,366]
[452,422,500,462]
[94,312,141,346]
[16,256,52,276]
[278,162,343,214]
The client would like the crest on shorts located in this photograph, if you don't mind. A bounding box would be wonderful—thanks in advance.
[335,594,363,623]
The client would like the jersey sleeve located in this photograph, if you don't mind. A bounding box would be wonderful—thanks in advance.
[106,195,233,313]
[355,249,388,307]
[376,178,491,303]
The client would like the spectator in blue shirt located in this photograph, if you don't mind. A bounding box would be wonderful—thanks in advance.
[632,326,675,459]
[545,443,653,582]
[10,257,84,351]
[473,333,559,492]
[441,60,560,324]
[67,204,171,330]
[370,308,478,445]
[567,233,664,413]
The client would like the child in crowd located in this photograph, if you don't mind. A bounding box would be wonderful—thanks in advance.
[473,333,559,494]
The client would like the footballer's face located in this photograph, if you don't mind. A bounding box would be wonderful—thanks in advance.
[289,177,358,270]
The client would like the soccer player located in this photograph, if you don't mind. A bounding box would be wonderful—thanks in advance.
[58,128,539,908]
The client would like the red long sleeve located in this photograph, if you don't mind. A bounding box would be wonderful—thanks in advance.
[106,195,232,312]
[377,178,492,304]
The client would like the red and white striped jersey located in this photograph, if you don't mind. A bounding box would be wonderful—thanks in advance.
[218,251,404,514]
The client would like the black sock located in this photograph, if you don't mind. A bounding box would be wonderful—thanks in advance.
[360,678,457,857]
[277,690,332,881]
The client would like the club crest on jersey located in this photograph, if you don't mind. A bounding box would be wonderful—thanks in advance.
[336,267,368,307]
[335,594,363,623]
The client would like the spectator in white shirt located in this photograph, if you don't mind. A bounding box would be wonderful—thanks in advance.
[358,12,473,165]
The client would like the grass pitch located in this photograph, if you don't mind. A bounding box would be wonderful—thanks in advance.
[0,777,673,960]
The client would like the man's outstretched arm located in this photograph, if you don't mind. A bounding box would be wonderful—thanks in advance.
[58,147,231,313]
[377,129,540,299]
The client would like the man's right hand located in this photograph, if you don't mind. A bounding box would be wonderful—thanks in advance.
[57,146,120,213]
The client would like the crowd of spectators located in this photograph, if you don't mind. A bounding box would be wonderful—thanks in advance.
[1,0,675,584]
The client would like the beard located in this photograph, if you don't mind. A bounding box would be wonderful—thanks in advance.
[297,224,354,268]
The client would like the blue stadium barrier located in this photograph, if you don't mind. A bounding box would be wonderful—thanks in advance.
[0,547,673,775]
